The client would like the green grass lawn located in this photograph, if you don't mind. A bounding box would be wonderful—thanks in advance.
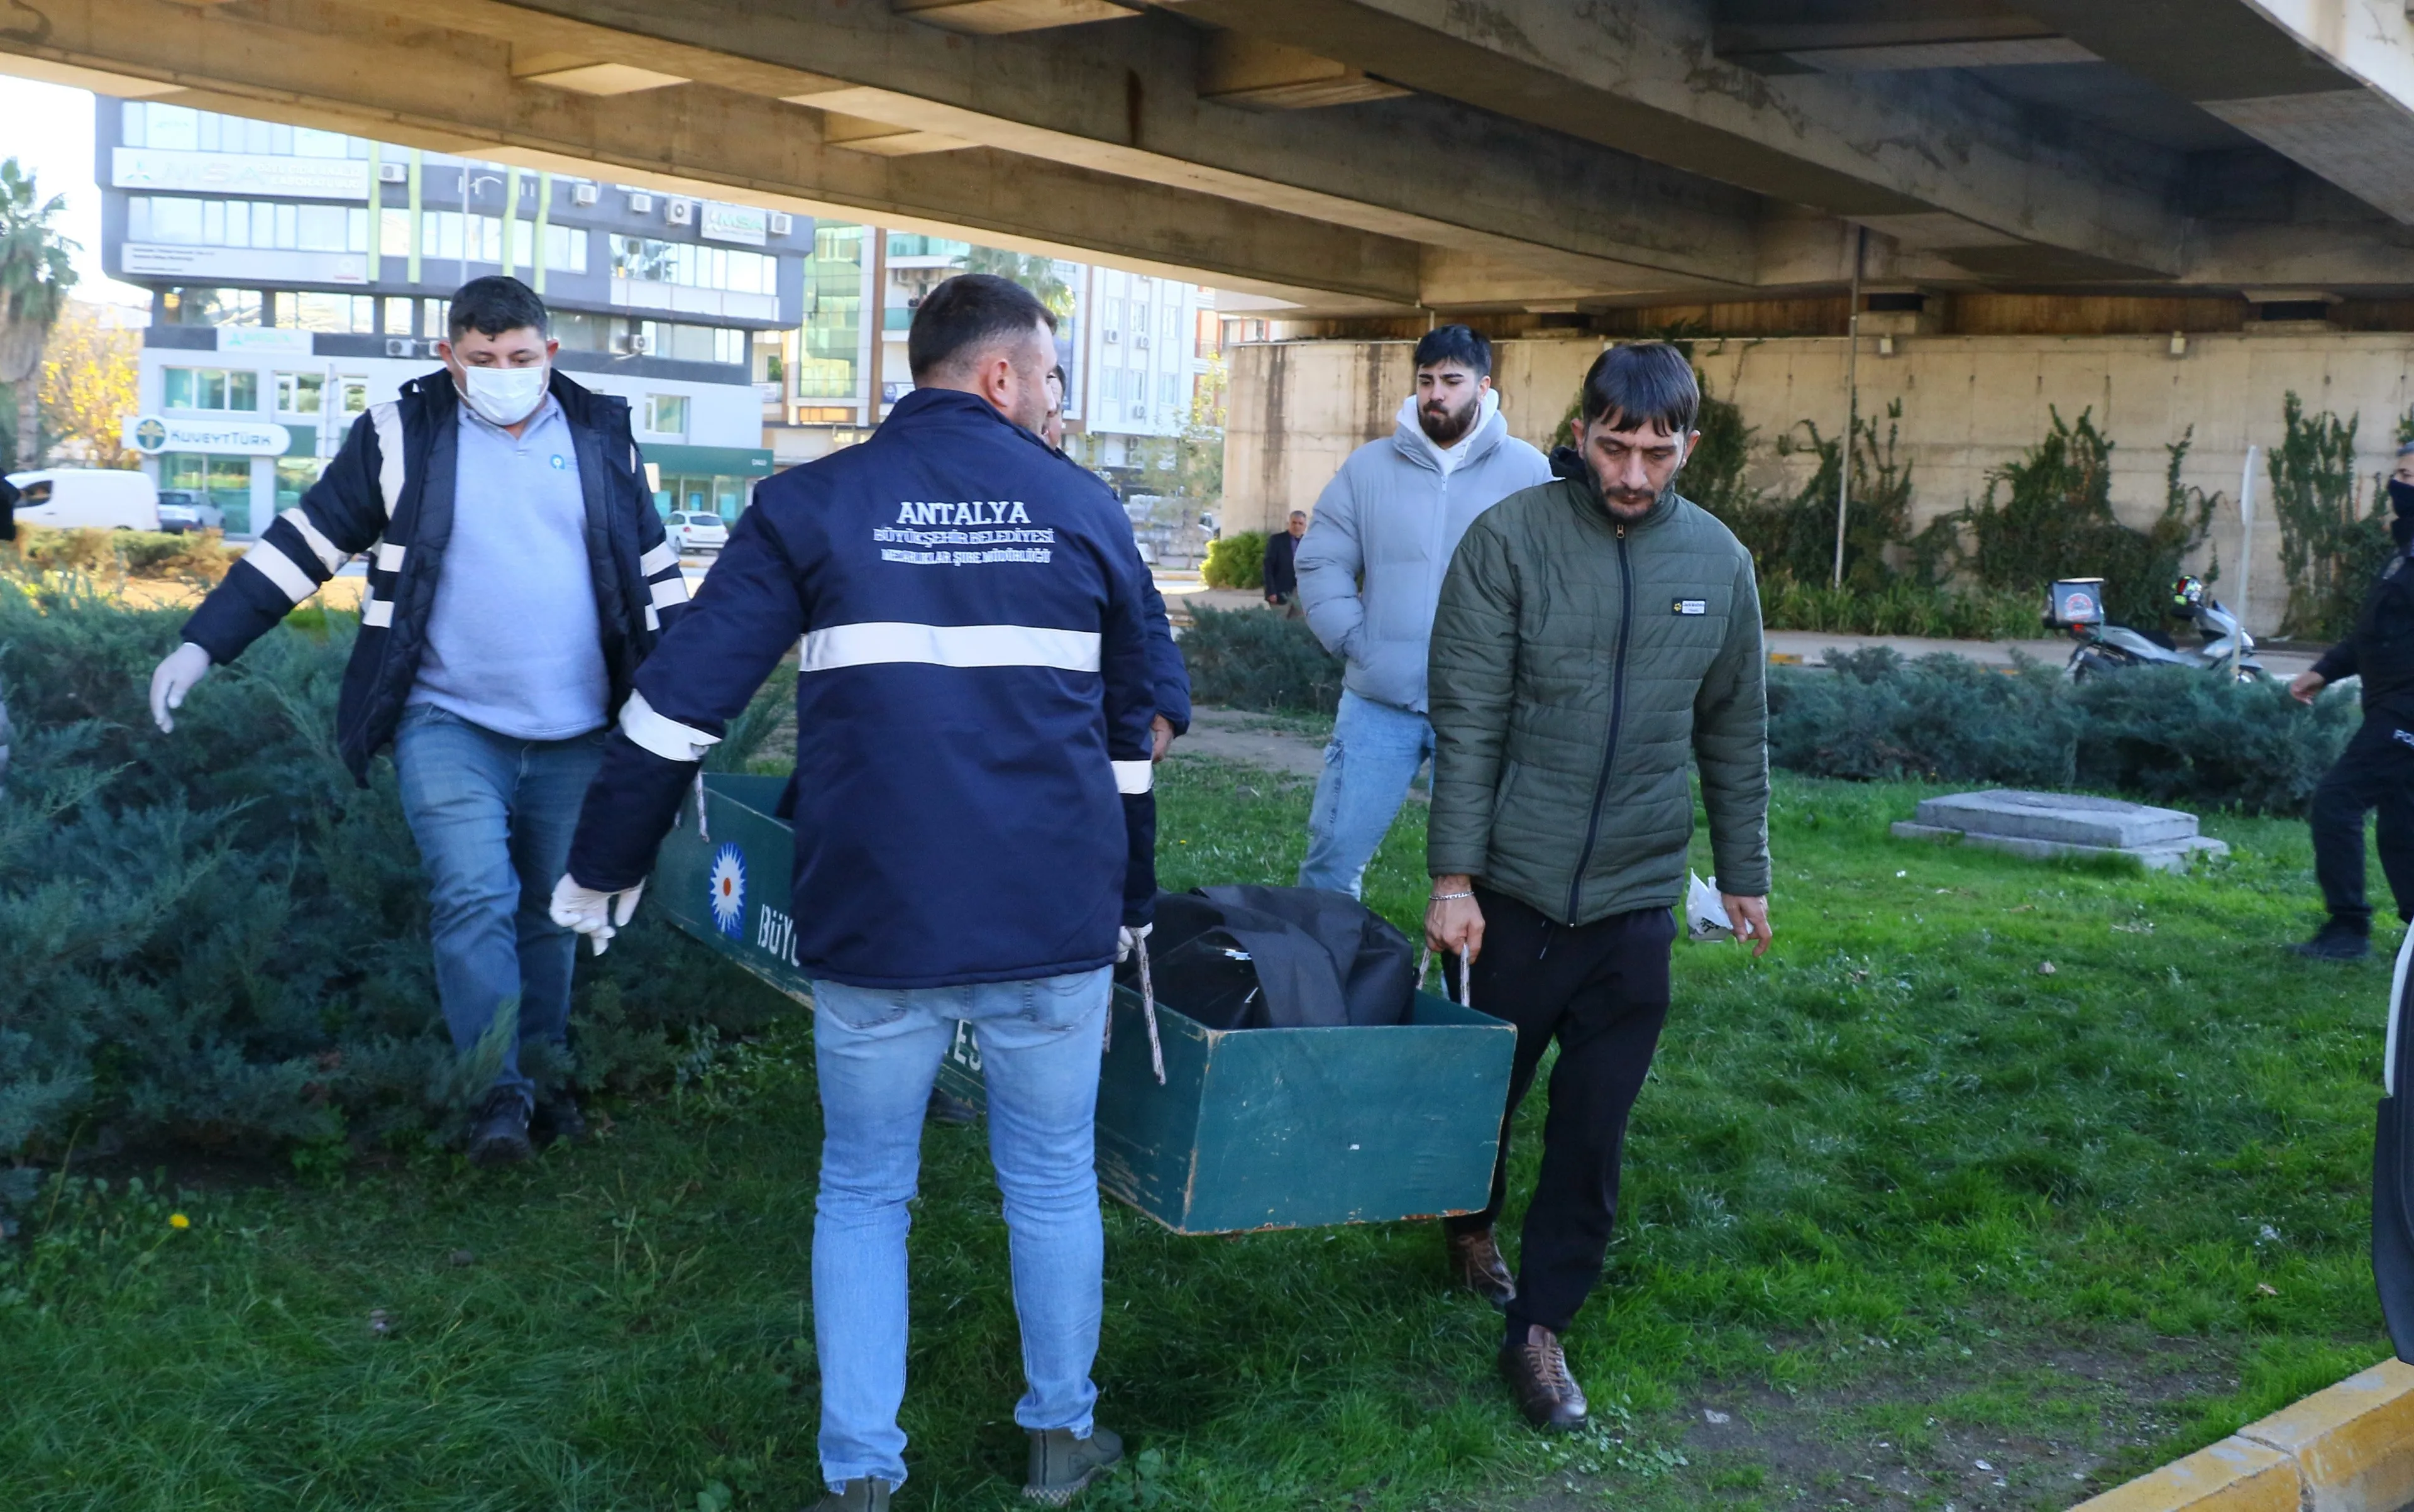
[2,758,2398,1511]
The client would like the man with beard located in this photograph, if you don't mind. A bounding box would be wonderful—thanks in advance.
[2290,442,2414,959]
[1294,324,1550,897]
[1423,341,1771,1428]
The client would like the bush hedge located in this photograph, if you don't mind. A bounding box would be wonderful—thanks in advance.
[1759,576,2037,640]
[1770,648,2356,815]
[1181,604,1343,714]
[0,571,785,1176]
[1200,531,1266,590]
[8,526,236,585]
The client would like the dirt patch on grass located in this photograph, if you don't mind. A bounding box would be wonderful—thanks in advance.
[1480,1336,2237,1511]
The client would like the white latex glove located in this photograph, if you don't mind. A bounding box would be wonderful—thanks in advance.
[149,642,214,733]
[1116,922,1152,963]
[549,874,646,956]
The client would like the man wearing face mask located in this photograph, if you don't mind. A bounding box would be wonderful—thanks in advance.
[145,276,688,1163]
[1425,342,1770,1428]
[2289,443,2414,960]
[1293,324,1551,898]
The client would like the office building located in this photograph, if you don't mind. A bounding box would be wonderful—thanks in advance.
[99,97,795,535]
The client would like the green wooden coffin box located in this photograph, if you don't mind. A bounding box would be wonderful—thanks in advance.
[656,773,1516,1235]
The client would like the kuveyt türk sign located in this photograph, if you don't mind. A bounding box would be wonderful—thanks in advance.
[123,415,290,456]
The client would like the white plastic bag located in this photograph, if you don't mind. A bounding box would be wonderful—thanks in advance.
[1685,871,1733,943]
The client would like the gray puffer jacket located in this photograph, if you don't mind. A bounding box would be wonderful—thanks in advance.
[1295,394,1551,714]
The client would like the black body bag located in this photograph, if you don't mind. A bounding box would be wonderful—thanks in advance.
[1117,885,1415,1031]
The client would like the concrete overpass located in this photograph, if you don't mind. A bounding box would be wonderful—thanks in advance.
[8,0,2414,321]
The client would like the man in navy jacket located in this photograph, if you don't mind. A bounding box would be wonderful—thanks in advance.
[552,275,1154,1511]
[146,277,686,1167]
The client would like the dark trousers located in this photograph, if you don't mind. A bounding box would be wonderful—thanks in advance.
[2313,716,2414,932]
[1442,888,1673,1338]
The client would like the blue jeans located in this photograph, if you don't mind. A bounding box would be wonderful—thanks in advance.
[1298,688,1435,897]
[809,968,1110,1491]
[392,703,605,1109]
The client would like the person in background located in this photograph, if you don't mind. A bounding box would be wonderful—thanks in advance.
[1294,324,1551,898]
[144,275,686,1166]
[2290,441,2414,960]
[1425,342,1771,1432]
[551,275,1155,1510]
[1262,509,1306,613]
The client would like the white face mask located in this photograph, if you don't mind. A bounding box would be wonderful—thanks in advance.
[457,362,548,426]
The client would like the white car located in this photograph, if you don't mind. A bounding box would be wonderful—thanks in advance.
[666,510,729,553]
[155,491,226,534]
[8,468,160,531]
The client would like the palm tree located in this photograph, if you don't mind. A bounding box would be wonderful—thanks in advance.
[954,245,1074,319]
[0,160,79,474]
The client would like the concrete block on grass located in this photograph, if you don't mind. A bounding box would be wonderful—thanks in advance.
[1894,790,2229,874]
[2071,1436,2298,1512]
[2237,1359,2414,1512]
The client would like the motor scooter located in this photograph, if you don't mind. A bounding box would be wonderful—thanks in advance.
[2048,575,2264,682]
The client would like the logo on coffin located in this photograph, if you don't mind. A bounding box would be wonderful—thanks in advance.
[708,843,746,938]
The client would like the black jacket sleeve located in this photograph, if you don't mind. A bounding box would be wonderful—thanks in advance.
[182,412,390,664]
[567,504,806,893]
[0,475,18,543]
[1140,574,1192,736]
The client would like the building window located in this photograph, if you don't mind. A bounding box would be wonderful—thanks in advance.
[883,233,970,260]
[160,453,257,535]
[642,394,689,436]
[541,223,588,274]
[275,373,324,415]
[163,367,260,413]
[128,196,367,253]
[159,287,263,328]
[1194,308,1220,358]
[275,458,327,514]
[381,297,416,336]
[799,223,863,400]
[635,322,745,365]
[610,235,774,294]
[278,292,375,333]
[1159,373,1180,408]
[123,101,368,159]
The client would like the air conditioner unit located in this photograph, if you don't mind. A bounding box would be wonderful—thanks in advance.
[384,338,416,357]
[629,192,654,214]
[1132,404,1147,419]
[572,182,600,207]
[768,211,793,236]
[1105,330,1118,343]
[1135,334,1149,350]
[626,332,651,355]
[666,199,694,226]
[377,162,407,184]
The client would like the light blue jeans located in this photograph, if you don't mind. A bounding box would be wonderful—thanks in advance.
[392,702,605,1109]
[1298,688,1435,897]
[809,967,1110,1491]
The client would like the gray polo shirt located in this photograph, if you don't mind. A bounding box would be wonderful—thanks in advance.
[407,393,609,741]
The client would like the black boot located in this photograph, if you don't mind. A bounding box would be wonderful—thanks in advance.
[467,1090,532,1167]
[2293,919,2371,960]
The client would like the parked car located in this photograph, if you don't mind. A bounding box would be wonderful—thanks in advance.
[155,491,226,534]
[666,509,729,553]
[5,468,160,531]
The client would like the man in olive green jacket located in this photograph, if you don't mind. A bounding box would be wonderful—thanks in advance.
[1425,341,1772,1433]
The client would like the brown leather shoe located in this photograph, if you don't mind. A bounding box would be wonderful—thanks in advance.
[1499,1323,1589,1432]
[1445,1226,1517,1308]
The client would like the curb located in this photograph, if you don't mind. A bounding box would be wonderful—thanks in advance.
[2073,1358,2414,1512]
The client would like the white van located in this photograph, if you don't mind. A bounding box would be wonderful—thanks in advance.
[8,469,162,532]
